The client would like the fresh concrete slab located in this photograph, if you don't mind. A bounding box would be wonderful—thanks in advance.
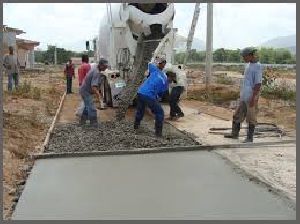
[13,151,295,220]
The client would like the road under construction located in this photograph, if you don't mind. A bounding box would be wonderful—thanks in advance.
[10,3,296,220]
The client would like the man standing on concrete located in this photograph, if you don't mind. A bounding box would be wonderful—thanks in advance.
[3,46,20,92]
[64,59,75,94]
[134,57,169,137]
[224,47,263,143]
[168,65,187,120]
[79,58,108,126]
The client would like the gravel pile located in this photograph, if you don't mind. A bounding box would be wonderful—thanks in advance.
[46,121,199,153]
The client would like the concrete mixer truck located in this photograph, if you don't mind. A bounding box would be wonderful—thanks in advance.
[96,3,178,120]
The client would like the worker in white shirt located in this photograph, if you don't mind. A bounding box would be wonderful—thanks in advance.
[168,65,187,120]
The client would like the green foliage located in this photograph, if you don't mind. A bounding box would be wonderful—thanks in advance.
[175,47,295,64]
[34,46,95,64]
[261,69,296,101]
[261,85,296,101]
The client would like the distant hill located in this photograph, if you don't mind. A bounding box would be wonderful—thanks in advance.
[260,34,296,54]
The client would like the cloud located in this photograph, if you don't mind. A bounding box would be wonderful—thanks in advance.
[174,3,296,49]
[3,3,296,51]
[4,3,106,50]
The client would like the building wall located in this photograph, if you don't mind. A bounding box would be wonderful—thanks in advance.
[17,48,28,68]
[3,32,17,54]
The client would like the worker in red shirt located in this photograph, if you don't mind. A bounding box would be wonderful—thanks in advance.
[76,55,92,117]
[78,55,91,86]
[64,59,75,94]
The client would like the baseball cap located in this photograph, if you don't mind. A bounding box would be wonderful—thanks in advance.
[155,56,166,64]
[240,47,257,57]
[98,58,108,65]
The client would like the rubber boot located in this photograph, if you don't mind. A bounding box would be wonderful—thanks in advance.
[134,121,140,130]
[90,118,99,128]
[155,122,163,137]
[79,115,87,125]
[177,112,184,118]
[224,121,240,139]
[243,124,255,143]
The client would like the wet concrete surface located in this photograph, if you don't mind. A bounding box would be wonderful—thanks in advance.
[13,151,295,220]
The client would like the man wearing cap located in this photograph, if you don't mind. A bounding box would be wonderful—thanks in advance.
[134,57,170,137]
[79,58,108,126]
[224,47,263,143]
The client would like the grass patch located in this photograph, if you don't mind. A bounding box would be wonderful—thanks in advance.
[11,80,42,100]
[261,85,296,101]
[261,71,296,101]
[32,87,41,100]
[187,85,239,105]
[215,75,234,85]
[45,99,55,116]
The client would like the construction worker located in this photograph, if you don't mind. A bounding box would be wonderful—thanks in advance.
[3,46,20,92]
[64,59,75,94]
[224,47,263,143]
[79,58,108,126]
[134,56,169,137]
[76,55,91,117]
[78,54,91,86]
[168,65,187,120]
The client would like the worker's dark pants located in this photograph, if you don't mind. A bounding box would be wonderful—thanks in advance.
[66,75,73,94]
[100,74,108,104]
[233,97,259,126]
[169,86,184,117]
[135,93,164,128]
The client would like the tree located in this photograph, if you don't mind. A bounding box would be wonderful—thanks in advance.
[174,47,295,65]
[274,48,292,64]
[34,50,46,63]
[227,49,241,63]
[259,48,276,64]
[213,48,227,62]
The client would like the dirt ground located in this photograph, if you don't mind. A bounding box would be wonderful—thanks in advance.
[186,84,296,132]
[2,68,66,219]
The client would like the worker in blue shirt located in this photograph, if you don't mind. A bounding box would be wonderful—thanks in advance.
[134,56,170,137]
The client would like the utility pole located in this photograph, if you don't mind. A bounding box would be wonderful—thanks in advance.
[183,3,201,68]
[205,3,213,92]
[108,3,115,68]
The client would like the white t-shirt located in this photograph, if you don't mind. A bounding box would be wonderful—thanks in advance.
[175,69,187,87]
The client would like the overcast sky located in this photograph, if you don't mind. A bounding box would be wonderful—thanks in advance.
[3,3,296,51]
